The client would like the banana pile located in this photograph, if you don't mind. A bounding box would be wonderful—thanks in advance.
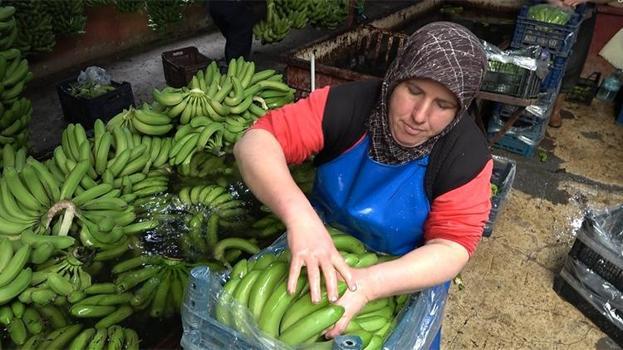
[254,0,348,44]
[0,143,27,172]
[43,0,87,35]
[215,231,407,349]
[4,1,56,54]
[154,57,293,166]
[177,150,233,178]
[111,255,190,319]
[308,0,348,29]
[144,0,187,32]
[114,0,145,13]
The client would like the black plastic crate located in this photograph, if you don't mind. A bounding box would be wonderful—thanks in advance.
[511,3,585,58]
[56,78,135,131]
[554,265,623,346]
[483,155,516,237]
[568,207,623,291]
[566,72,601,105]
[162,46,212,88]
[481,61,542,98]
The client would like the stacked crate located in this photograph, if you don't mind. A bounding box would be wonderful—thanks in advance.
[553,205,623,347]
[487,1,586,156]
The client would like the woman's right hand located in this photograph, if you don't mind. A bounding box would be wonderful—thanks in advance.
[286,216,356,304]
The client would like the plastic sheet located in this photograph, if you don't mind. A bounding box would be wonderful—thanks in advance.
[77,66,112,86]
[559,258,623,329]
[483,42,550,80]
[582,205,623,257]
[181,234,449,350]
[483,155,516,237]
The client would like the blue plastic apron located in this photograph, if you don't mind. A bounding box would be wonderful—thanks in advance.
[311,135,446,349]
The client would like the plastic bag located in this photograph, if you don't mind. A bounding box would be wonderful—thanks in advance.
[559,258,623,329]
[181,234,449,350]
[483,41,550,80]
[483,155,516,237]
[581,205,623,259]
[77,66,112,86]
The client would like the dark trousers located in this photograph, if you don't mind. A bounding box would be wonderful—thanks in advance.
[208,1,265,62]
[561,5,597,92]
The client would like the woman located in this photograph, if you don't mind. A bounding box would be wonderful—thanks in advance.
[234,22,492,348]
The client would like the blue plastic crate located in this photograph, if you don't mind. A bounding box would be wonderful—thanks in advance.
[487,102,551,157]
[540,56,567,92]
[181,236,449,350]
[511,3,585,58]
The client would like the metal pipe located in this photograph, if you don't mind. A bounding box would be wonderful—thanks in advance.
[311,50,316,91]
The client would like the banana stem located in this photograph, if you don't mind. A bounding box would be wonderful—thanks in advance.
[46,200,77,236]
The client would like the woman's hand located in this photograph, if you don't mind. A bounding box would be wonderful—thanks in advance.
[287,217,356,304]
[324,268,374,338]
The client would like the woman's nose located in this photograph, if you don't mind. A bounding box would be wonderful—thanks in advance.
[411,99,431,124]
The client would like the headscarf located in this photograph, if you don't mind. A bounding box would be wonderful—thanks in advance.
[368,22,487,164]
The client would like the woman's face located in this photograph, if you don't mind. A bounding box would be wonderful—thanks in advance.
[387,78,459,147]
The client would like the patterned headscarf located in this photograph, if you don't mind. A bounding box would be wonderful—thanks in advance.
[368,22,487,164]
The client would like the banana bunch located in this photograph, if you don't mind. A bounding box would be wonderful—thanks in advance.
[0,301,47,346]
[101,127,168,184]
[112,255,190,318]
[106,105,175,136]
[4,0,56,54]
[212,237,260,265]
[178,184,245,215]
[66,325,140,350]
[21,248,93,307]
[0,97,32,148]
[20,229,76,264]
[251,213,286,239]
[274,0,309,29]
[0,143,27,172]
[0,157,68,236]
[177,150,233,178]
[42,0,87,35]
[1,47,32,105]
[69,287,134,329]
[170,117,224,165]
[115,0,145,13]
[19,323,83,349]
[308,0,348,29]
[0,240,32,306]
[216,233,402,348]
[253,0,292,44]
[0,6,17,50]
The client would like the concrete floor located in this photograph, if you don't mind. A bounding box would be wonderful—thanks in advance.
[21,3,623,349]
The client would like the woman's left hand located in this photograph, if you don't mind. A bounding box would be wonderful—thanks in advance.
[324,268,375,338]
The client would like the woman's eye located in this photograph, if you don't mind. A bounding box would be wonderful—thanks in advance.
[407,86,421,95]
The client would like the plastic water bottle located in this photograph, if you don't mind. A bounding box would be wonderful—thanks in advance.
[596,69,622,102]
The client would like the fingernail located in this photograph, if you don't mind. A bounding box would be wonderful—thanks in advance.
[349,283,358,292]
[329,295,337,302]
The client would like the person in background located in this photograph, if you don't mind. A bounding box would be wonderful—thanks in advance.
[234,22,492,349]
[208,0,266,63]
[548,0,614,127]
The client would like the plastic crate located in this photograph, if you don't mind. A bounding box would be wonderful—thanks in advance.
[511,3,585,58]
[487,104,550,157]
[181,236,448,350]
[162,46,212,88]
[540,55,567,92]
[481,61,542,98]
[565,72,600,105]
[56,78,135,131]
[554,260,623,346]
[567,206,623,291]
[483,155,516,237]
